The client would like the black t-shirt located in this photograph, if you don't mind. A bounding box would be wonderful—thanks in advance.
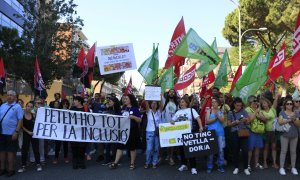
[70,106,85,112]
[23,113,35,132]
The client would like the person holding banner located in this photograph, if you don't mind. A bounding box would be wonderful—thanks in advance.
[161,89,178,166]
[18,101,42,173]
[102,96,121,165]
[206,97,225,173]
[109,94,141,170]
[53,99,70,164]
[227,97,250,175]
[70,96,87,170]
[171,96,203,175]
[144,99,163,169]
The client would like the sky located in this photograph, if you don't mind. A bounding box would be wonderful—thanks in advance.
[74,0,236,89]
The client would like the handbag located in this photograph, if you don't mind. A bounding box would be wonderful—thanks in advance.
[232,111,250,137]
[272,118,291,132]
[0,105,14,134]
[151,111,159,136]
[238,128,250,137]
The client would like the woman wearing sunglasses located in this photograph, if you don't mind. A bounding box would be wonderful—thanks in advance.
[278,100,300,175]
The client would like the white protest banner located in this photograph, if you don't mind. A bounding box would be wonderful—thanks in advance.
[97,43,137,75]
[159,121,191,147]
[144,86,161,101]
[33,107,130,144]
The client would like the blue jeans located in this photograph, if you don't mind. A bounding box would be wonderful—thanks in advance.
[145,131,160,165]
[207,136,225,169]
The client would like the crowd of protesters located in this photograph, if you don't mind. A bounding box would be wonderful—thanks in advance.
[0,88,300,177]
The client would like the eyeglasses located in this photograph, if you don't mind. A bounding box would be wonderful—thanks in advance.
[251,100,257,103]
[286,103,293,106]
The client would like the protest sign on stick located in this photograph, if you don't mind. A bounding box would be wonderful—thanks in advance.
[144,86,161,101]
[97,43,136,75]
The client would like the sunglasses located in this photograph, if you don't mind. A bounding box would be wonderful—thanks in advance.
[294,101,300,103]
[286,103,293,106]
[251,100,257,103]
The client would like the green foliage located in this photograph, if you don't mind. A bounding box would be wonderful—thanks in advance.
[223,0,299,57]
[0,0,84,89]
[228,44,258,66]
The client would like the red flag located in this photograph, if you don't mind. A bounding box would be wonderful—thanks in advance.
[174,64,196,90]
[202,71,215,87]
[200,96,212,126]
[292,11,300,73]
[0,57,5,94]
[34,56,47,98]
[282,57,294,82]
[124,77,132,95]
[266,42,286,84]
[229,62,243,93]
[199,85,207,97]
[61,90,67,100]
[199,71,215,97]
[73,47,93,88]
[76,47,86,69]
[86,43,96,67]
[164,17,186,78]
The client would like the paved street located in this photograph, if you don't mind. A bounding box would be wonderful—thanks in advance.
[4,152,299,180]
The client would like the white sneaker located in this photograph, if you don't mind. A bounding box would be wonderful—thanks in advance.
[244,168,251,175]
[178,165,188,172]
[233,168,239,175]
[36,164,42,172]
[17,166,26,173]
[291,168,298,175]
[191,168,197,175]
[279,168,286,175]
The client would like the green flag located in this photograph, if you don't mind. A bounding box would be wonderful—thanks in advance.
[214,49,232,88]
[174,28,221,64]
[211,37,218,54]
[158,65,175,93]
[232,48,271,103]
[235,47,271,90]
[196,38,220,79]
[138,45,159,85]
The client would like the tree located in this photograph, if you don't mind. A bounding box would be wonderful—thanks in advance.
[0,0,84,90]
[223,0,299,58]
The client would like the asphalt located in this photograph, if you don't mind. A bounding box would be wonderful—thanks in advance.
[2,151,300,180]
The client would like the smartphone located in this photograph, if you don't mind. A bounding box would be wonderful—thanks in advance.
[238,115,244,121]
